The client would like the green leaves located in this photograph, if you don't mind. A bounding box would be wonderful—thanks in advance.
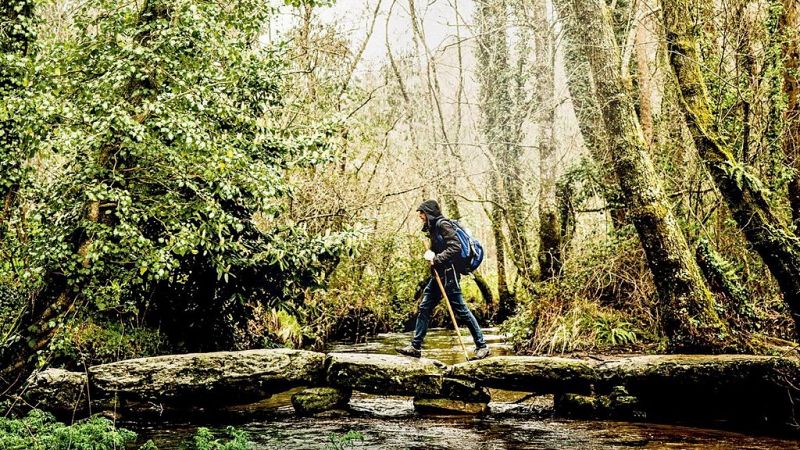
[0,409,137,450]
[2,0,355,351]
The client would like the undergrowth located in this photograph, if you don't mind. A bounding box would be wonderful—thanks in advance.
[0,410,251,450]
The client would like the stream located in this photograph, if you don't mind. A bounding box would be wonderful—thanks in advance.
[130,328,800,449]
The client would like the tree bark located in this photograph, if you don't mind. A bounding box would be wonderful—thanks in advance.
[556,0,734,352]
[534,0,562,279]
[473,272,495,310]
[634,0,658,147]
[491,172,514,321]
[476,0,537,287]
[557,2,625,228]
[695,239,755,332]
[663,0,800,334]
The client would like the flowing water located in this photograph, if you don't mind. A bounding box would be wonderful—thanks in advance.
[131,328,800,449]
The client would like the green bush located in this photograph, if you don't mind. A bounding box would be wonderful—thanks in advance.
[0,409,136,450]
[186,427,249,450]
[50,319,164,367]
[503,233,653,354]
[325,430,364,450]
[1,0,360,360]
[505,295,642,354]
[0,410,256,450]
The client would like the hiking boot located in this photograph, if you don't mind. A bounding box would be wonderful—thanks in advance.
[472,346,490,360]
[396,344,421,358]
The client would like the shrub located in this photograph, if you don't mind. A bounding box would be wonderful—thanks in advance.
[504,233,655,354]
[325,430,364,450]
[186,427,249,450]
[0,409,136,450]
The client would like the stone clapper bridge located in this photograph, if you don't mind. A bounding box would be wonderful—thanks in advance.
[25,349,800,433]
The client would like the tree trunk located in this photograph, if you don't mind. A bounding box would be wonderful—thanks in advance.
[557,2,625,228]
[781,0,800,227]
[476,0,537,287]
[534,0,562,279]
[663,0,800,334]
[473,272,495,311]
[476,0,520,320]
[634,0,658,147]
[556,0,734,352]
[695,239,755,332]
[443,194,462,221]
[491,172,514,321]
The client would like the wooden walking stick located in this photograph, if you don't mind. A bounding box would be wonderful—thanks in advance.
[432,268,470,361]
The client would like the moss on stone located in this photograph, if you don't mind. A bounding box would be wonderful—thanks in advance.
[291,387,351,416]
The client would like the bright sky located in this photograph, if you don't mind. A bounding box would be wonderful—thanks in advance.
[268,0,476,68]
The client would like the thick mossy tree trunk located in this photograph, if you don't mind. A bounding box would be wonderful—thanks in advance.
[0,0,166,393]
[663,0,800,334]
[558,3,625,228]
[781,0,800,227]
[533,0,562,279]
[555,0,734,352]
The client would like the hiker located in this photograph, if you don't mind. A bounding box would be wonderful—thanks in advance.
[396,199,490,360]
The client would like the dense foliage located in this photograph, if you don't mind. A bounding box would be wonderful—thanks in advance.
[0,0,359,372]
[0,409,136,450]
[0,409,258,450]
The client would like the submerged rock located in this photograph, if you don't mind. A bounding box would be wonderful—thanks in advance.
[554,393,602,419]
[326,352,444,396]
[292,387,351,416]
[449,356,597,394]
[413,397,489,415]
[89,348,326,405]
[554,386,643,420]
[413,378,490,415]
[437,378,491,403]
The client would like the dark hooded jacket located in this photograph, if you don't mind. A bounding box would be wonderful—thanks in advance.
[417,200,461,270]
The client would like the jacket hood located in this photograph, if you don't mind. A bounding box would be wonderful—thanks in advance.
[417,199,443,232]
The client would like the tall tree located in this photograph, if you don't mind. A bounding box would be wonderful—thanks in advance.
[532,0,562,279]
[481,0,537,286]
[2,0,168,392]
[633,0,660,147]
[557,4,625,228]
[555,0,734,352]
[476,0,518,318]
[664,0,800,333]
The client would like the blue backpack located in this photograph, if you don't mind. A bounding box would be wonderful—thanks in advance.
[446,220,485,275]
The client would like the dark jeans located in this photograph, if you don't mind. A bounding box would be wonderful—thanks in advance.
[411,268,486,350]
